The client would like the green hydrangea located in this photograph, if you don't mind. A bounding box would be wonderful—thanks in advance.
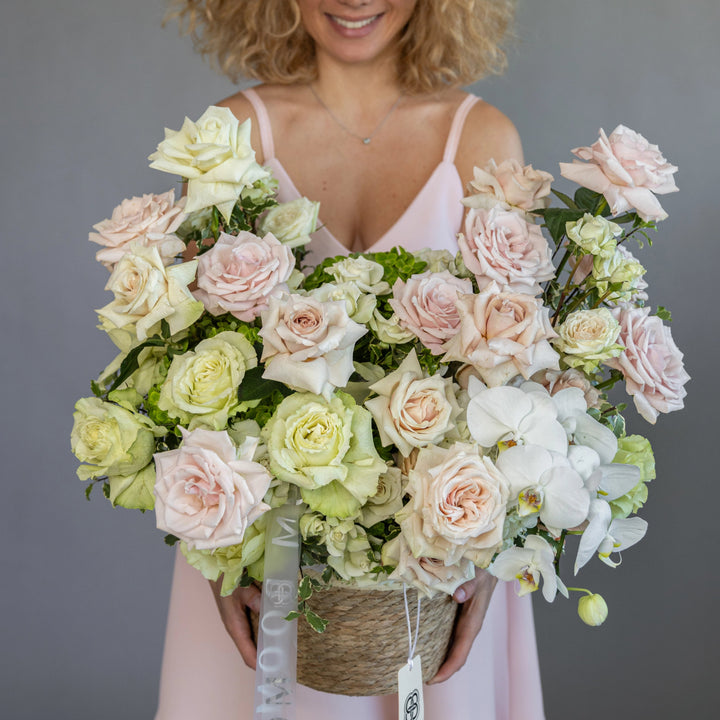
[610,434,655,518]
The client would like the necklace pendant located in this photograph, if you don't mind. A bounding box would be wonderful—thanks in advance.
[362,137,371,145]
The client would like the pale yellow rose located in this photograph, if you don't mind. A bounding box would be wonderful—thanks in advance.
[258,197,319,248]
[148,106,270,221]
[326,256,391,295]
[554,308,623,373]
[368,310,415,345]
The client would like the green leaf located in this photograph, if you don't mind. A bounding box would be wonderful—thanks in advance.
[90,380,105,399]
[321,566,334,584]
[551,188,579,209]
[108,337,166,392]
[284,610,302,621]
[102,482,111,499]
[85,483,94,501]
[164,534,180,546]
[299,576,313,602]
[237,366,292,402]
[655,306,672,322]
[305,610,329,634]
[574,188,604,212]
[542,208,585,246]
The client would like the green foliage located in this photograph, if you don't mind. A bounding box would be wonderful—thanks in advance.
[108,337,166,393]
[164,534,180,547]
[540,208,585,246]
[237,365,291,403]
[146,384,182,438]
[656,306,672,322]
[240,387,288,428]
[574,187,607,215]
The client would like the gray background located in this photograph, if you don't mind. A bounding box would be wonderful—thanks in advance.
[2,0,717,718]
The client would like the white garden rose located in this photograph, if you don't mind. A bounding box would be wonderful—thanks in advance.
[589,245,648,305]
[553,308,623,373]
[359,466,405,528]
[396,443,509,567]
[365,350,461,456]
[368,310,415,345]
[258,197,320,248]
[259,293,367,397]
[158,331,257,430]
[326,256,391,295]
[148,106,269,221]
[311,282,377,324]
[96,244,203,351]
[154,428,271,550]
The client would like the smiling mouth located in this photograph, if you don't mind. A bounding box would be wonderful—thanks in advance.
[328,14,382,29]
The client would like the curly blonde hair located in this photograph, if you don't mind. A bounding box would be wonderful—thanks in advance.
[167,0,516,93]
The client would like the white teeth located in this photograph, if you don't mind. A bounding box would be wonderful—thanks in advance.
[331,14,379,29]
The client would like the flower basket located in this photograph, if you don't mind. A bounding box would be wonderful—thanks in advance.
[252,585,458,695]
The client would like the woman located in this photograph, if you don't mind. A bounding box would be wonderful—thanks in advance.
[156,1,544,718]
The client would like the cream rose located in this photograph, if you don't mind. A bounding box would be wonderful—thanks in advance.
[559,125,678,222]
[96,244,204,350]
[382,535,475,598]
[148,106,269,221]
[259,292,367,397]
[368,310,416,345]
[194,230,295,321]
[443,282,560,386]
[553,308,623,373]
[389,271,473,354]
[154,428,271,550]
[90,190,186,270]
[463,159,554,212]
[605,306,690,423]
[458,206,555,294]
[311,282,377,324]
[326,256,391,295]
[396,443,509,567]
[258,197,320,249]
[589,245,648,305]
[359,467,405,528]
[365,350,461,457]
[158,331,257,430]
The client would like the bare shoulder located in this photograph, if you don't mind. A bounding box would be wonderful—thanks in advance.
[216,89,264,163]
[456,99,524,188]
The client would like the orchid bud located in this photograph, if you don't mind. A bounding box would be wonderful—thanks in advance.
[578,592,609,626]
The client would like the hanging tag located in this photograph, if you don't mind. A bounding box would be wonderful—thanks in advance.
[398,656,424,720]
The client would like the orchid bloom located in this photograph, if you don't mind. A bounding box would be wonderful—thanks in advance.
[575,499,647,573]
[490,534,567,602]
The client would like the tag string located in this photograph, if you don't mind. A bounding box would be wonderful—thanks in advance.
[403,583,422,669]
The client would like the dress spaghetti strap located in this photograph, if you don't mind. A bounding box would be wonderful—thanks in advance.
[240,87,275,160]
[443,94,480,163]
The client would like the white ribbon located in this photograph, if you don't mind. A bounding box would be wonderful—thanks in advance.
[403,583,421,669]
[253,493,303,720]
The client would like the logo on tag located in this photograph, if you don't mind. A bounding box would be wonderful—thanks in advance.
[404,689,421,720]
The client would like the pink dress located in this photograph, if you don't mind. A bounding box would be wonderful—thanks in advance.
[154,90,546,720]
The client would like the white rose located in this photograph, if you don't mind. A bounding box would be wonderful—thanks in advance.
[359,466,405,528]
[365,350,461,457]
[258,197,320,248]
[554,308,623,373]
[566,213,622,259]
[327,257,391,295]
[368,310,416,345]
[96,244,204,350]
[148,106,269,221]
[311,282,377,324]
[259,293,367,397]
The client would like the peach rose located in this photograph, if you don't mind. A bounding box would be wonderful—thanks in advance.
[259,292,366,396]
[560,125,678,222]
[463,159,554,212]
[458,206,554,294]
[396,443,509,567]
[154,428,271,550]
[90,190,186,270]
[389,271,473,354]
[532,368,602,410]
[443,282,560,386]
[605,306,690,423]
[194,231,294,321]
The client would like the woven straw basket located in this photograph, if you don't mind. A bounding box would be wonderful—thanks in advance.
[252,585,458,696]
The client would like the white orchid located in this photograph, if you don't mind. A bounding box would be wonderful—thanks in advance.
[490,534,567,602]
[466,378,567,453]
[575,499,647,573]
[495,445,590,534]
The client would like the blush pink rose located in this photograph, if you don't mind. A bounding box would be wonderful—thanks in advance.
[389,271,473,354]
[532,368,602,410]
[463,159,554,212]
[194,231,295,321]
[395,443,509,567]
[605,306,690,423]
[443,282,560,386]
[90,190,186,269]
[259,292,367,396]
[559,125,678,222]
[458,206,555,294]
[154,428,271,550]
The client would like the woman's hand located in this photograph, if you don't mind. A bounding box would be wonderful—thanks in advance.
[209,579,262,669]
[428,571,498,684]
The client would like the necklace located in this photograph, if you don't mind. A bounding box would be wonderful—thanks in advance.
[309,84,404,145]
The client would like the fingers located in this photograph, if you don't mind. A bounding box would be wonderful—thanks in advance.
[209,580,262,670]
